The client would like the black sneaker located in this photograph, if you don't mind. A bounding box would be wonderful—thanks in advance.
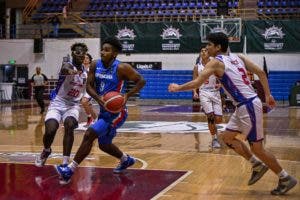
[271,175,298,195]
[248,162,269,185]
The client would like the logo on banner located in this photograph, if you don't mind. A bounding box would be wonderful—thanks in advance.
[116,27,136,51]
[262,25,285,50]
[161,26,182,51]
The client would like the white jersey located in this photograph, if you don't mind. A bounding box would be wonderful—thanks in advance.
[197,61,218,92]
[53,62,87,105]
[216,53,256,105]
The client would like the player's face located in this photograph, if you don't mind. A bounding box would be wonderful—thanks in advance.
[72,46,86,64]
[83,54,91,65]
[101,43,117,63]
[200,48,209,60]
[206,41,219,57]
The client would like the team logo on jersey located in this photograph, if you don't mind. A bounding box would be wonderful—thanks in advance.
[160,26,182,40]
[262,25,285,50]
[116,27,136,40]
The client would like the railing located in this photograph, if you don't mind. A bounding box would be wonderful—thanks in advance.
[23,0,39,23]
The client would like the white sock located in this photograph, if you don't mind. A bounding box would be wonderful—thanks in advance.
[249,155,261,166]
[68,160,78,172]
[63,156,70,165]
[121,153,128,162]
[278,169,289,179]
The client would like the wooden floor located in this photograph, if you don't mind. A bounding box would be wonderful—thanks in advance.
[0,100,299,199]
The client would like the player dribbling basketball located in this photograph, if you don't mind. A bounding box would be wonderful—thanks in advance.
[55,37,146,185]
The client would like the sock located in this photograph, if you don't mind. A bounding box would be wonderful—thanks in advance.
[278,169,289,179]
[121,153,128,162]
[249,155,261,166]
[213,134,218,140]
[68,160,78,172]
[44,148,51,152]
[63,156,70,165]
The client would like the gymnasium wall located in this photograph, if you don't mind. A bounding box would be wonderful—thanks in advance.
[0,38,299,78]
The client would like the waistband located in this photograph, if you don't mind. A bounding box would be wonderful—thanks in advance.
[237,96,257,107]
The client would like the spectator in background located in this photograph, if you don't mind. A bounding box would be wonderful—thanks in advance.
[31,67,48,114]
[51,15,60,38]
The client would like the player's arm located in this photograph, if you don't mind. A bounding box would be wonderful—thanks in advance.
[86,61,104,106]
[42,74,48,86]
[118,63,146,102]
[192,64,199,96]
[238,54,275,108]
[60,62,80,75]
[169,59,220,92]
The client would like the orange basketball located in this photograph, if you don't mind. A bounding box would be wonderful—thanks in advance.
[103,91,125,113]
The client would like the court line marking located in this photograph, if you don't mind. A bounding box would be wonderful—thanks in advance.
[151,170,193,200]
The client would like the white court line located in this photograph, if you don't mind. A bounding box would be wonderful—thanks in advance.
[151,170,193,200]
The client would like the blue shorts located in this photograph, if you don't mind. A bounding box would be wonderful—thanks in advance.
[90,109,128,145]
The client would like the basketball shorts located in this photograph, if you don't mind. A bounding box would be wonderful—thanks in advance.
[199,90,223,116]
[45,99,80,123]
[225,96,263,142]
[90,109,128,145]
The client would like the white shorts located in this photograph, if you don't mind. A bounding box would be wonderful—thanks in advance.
[45,99,80,123]
[199,90,223,116]
[226,97,263,142]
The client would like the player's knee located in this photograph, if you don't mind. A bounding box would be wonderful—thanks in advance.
[207,114,215,124]
[98,143,110,152]
[45,119,59,134]
[215,116,222,124]
[83,128,98,142]
[64,117,78,130]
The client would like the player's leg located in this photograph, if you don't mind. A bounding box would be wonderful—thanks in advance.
[248,98,297,194]
[35,112,60,167]
[62,116,78,165]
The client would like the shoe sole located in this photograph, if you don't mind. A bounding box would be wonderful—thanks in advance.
[248,166,269,185]
[271,179,298,195]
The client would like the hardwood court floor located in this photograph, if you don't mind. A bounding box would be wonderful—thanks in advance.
[0,100,299,200]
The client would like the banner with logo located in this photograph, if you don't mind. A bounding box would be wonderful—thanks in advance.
[245,20,300,52]
[100,22,201,53]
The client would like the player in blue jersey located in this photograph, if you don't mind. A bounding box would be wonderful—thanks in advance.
[168,32,297,195]
[35,43,88,167]
[55,37,146,185]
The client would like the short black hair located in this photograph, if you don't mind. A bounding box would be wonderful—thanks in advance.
[71,42,88,52]
[86,53,92,61]
[207,32,228,52]
[102,37,122,52]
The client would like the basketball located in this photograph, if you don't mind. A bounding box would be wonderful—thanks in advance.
[103,91,125,113]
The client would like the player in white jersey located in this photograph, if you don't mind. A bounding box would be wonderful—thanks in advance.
[169,32,297,195]
[35,42,88,167]
[193,47,222,148]
[80,53,97,126]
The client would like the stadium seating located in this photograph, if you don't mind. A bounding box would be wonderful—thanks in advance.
[268,71,300,101]
[257,0,300,17]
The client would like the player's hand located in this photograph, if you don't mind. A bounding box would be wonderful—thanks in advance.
[168,83,180,92]
[193,92,199,100]
[265,95,276,109]
[96,95,105,107]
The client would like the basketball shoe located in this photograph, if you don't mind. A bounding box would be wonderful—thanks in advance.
[35,148,52,167]
[212,138,221,148]
[248,162,269,185]
[271,175,297,195]
[55,164,73,185]
[113,155,136,173]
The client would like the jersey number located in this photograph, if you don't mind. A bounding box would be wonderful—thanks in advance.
[67,89,80,97]
[238,68,250,85]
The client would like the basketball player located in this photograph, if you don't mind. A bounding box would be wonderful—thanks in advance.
[35,43,88,167]
[193,47,222,148]
[80,53,97,126]
[55,37,146,184]
[169,32,297,195]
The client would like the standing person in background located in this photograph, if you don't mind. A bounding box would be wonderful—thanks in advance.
[31,67,48,114]
[81,53,97,126]
[169,32,297,195]
[193,47,222,148]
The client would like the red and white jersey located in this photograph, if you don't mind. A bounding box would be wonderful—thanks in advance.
[216,53,256,105]
[54,62,87,105]
[197,60,218,92]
